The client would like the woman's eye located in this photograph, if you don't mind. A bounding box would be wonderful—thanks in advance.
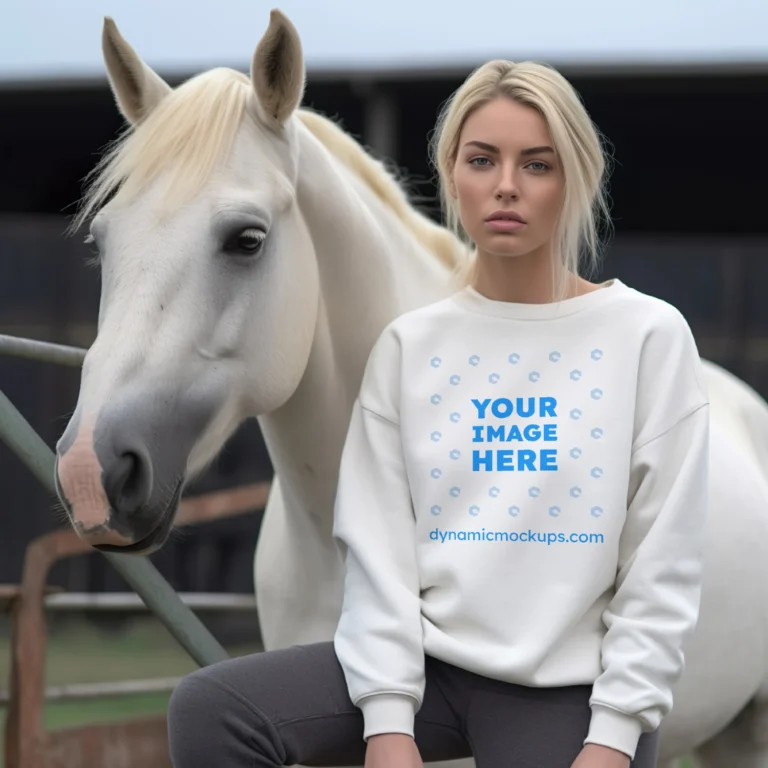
[470,157,491,167]
[230,228,266,256]
[527,162,549,173]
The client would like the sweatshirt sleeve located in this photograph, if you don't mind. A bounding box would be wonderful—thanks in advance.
[332,326,425,741]
[586,310,710,759]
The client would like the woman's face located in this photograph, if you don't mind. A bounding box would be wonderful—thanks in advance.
[450,96,565,261]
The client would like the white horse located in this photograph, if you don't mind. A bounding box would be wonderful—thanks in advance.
[55,10,768,768]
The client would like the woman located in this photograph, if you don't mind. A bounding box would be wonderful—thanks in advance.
[167,59,709,768]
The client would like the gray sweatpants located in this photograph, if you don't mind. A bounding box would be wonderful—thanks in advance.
[167,641,660,767]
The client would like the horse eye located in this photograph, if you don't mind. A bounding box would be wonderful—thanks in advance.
[229,228,265,256]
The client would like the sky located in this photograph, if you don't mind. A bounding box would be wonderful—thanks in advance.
[2,0,767,83]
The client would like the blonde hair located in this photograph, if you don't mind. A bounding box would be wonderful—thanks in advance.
[429,59,613,299]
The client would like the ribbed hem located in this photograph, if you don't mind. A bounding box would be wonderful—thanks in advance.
[358,693,418,741]
[585,705,644,759]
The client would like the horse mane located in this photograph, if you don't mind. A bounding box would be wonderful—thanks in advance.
[72,68,252,232]
[71,66,465,271]
[296,109,464,270]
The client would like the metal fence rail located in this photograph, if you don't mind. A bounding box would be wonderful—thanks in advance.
[0,333,86,367]
[0,592,258,709]
[0,335,230,668]
[0,677,183,705]
[43,592,255,612]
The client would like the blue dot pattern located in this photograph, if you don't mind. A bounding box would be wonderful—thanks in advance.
[425,346,607,522]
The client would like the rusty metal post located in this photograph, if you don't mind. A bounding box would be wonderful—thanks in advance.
[2,477,267,768]
[4,531,91,768]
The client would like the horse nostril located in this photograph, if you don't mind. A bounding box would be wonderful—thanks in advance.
[103,449,153,517]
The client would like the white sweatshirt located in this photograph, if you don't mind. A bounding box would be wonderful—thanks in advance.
[332,279,709,759]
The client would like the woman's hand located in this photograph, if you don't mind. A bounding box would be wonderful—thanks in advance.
[364,733,424,768]
[570,744,631,768]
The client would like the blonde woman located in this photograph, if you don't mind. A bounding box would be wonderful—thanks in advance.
[168,60,708,768]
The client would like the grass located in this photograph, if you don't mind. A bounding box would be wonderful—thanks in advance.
[40,692,173,730]
[0,616,262,766]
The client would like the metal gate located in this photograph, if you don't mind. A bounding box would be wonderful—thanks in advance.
[0,333,265,768]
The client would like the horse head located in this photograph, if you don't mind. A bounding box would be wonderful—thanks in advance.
[55,10,320,553]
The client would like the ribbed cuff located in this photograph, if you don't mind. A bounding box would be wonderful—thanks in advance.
[585,705,644,759]
[358,693,418,741]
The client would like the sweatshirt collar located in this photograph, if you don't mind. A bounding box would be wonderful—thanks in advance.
[450,279,626,321]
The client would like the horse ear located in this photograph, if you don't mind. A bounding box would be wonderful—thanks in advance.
[102,17,172,125]
[251,9,305,125]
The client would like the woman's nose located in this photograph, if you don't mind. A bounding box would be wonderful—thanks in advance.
[494,166,519,200]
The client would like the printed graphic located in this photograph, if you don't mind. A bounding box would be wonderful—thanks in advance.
[470,396,559,473]
[426,346,607,529]
[429,527,605,545]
